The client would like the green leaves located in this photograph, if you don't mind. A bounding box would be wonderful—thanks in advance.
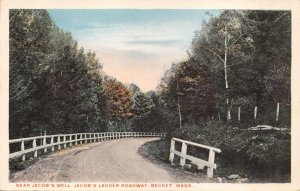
[9,10,108,138]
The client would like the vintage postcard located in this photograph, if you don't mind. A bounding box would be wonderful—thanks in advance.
[0,0,300,191]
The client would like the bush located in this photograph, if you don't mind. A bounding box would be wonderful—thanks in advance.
[166,121,290,182]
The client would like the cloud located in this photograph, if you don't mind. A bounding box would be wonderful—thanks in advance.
[48,9,215,91]
[125,39,183,46]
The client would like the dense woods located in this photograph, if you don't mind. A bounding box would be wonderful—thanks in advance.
[155,10,291,182]
[157,10,290,128]
[9,9,291,182]
[10,10,108,138]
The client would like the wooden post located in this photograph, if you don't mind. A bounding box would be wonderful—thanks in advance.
[63,136,66,148]
[75,134,78,145]
[169,139,175,164]
[276,102,280,122]
[51,136,54,151]
[21,141,25,161]
[43,136,47,153]
[254,106,257,120]
[179,142,187,166]
[238,106,241,122]
[58,136,61,150]
[70,136,73,146]
[207,149,216,178]
[226,99,231,121]
[80,134,83,144]
[33,139,37,158]
[85,134,87,144]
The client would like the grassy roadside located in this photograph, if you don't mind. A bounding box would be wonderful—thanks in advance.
[141,138,290,183]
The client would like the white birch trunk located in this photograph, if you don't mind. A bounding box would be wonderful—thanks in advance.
[177,80,182,129]
[276,102,280,122]
[224,26,230,121]
[224,26,229,89]
[238,106,241,122]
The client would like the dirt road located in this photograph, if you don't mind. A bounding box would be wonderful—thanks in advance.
[10,138,210,182]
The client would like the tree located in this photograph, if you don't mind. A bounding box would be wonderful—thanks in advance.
[9,9,109,138]
[103,76,134,130]
[9,9,54,138]
[191,10,255,121]
[132,92,155,131]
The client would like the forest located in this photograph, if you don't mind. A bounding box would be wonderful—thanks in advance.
[9,10,291,182]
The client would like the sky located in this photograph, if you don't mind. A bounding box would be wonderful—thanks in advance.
[48,9,218,92]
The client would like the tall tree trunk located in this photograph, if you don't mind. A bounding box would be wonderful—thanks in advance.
[224,26,229,89]
[177,79,182,129]
[224,26,231,121]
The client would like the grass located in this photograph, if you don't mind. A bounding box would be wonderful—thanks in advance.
[142,138,291,183]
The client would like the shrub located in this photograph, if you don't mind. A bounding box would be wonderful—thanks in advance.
[166,121,290,181]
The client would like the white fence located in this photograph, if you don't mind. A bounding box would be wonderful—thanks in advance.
[9,132,165,161]
[169,137,221,178]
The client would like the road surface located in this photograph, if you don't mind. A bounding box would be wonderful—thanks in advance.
[10,138,210,182]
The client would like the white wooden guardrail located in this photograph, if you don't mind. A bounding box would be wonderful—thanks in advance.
[9,132,165,161]
[169,137,221,178]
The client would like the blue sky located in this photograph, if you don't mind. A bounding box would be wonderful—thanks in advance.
[48,9,218,92]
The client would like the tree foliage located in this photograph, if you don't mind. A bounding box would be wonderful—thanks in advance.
[9,10,107,138]
[157,10,291,128]
[154,10,291,181]
[103,76,133,128]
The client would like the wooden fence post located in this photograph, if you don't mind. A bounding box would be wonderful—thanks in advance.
[33,139,37,158]
[43,136,47,153]
[21,141,25,161]
[69,135,73,146]
[58,136,61,150]
[254,106,257,120]
[51,136,54,151]
[238,106,241,122]
[169,139,175,164]
[226,99,231,121]
[207,149,215,178]
[63,136,66,148]
[179,142,187,166]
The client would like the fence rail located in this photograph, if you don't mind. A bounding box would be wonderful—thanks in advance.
[169,137,221,178]
[9,132,165,161]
